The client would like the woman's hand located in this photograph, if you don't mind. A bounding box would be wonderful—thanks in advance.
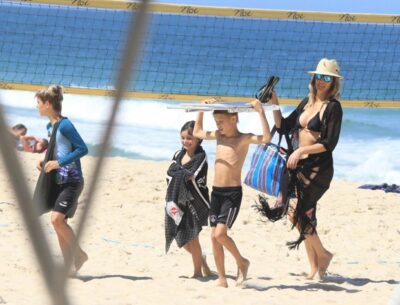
[44,160,60,173]
[270,91,279,105]
[287,148,302,169]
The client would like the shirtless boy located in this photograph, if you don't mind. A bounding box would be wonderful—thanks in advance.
[194,99,271,287]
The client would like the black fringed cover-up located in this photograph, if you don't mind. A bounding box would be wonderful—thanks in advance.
[262,97,343,249]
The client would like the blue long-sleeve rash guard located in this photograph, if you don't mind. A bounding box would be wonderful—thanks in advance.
[47,118,88,184]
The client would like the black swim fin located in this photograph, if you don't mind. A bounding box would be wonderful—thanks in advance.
[255,76,280,104]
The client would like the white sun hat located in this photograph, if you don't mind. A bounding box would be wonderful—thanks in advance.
[307,58,343,79]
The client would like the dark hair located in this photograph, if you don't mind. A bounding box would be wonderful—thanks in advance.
[41,138,49,149]
[35,85,64,113]
[35,138,49,153]
[181,120,202,145]
[12,123,27,132]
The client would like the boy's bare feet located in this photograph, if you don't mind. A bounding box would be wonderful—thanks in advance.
[74,250,88,272]
[318,251,333,279]
[202,255,212,277]
[217,277,228,288]
[236,258,250,285]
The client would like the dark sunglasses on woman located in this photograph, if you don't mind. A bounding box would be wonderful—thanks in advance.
[315,74,332,83]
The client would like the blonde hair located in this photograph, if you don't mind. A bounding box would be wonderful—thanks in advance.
[35,85,64,113]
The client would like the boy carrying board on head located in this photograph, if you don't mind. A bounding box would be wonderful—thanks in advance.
[194,99,271,287]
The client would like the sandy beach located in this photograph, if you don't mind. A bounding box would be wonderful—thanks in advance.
[0,152,399,305]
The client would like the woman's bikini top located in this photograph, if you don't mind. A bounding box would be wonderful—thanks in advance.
[296,102,327,133]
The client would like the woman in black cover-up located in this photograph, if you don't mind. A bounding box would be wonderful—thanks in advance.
[268,58,343,279]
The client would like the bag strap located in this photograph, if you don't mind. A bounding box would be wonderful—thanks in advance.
[270,126,293,154]
[43,117,64,164]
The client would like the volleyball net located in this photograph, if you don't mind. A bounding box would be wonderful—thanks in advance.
[0,2,398,304]
[1,0,400,107]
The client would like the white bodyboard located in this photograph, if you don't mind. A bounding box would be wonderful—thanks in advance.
[167,102,280,113]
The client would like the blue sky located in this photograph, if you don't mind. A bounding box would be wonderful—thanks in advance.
[156,0,400,14]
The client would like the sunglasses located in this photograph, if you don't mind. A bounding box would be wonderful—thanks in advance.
[315,74,332,83]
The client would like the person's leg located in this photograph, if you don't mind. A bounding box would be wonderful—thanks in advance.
[53,182,88,271]
[304,237,319,279]
[211,227,227,287]
[183,237,202,277]
[55,230,70,262]
[201,253,211,277]
[289,201,318,279]
[51,211,88,271]
[74,244,89,272]
[185,236,211,277]
[300,200,332,279]
[306,231,333,278]
[214,224,249,285]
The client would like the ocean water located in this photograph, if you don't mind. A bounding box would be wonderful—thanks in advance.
[1,89,399,184]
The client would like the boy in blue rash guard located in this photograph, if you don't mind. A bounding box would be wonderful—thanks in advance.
[35,85,89,273]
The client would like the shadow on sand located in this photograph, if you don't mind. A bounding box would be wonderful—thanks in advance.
[243,273,399,293]
[244,281,361,293]
[290,272,399,287]
[74,274,153,282]
[178,272,221,282]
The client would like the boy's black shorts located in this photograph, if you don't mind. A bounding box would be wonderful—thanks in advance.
[209,186,242,229]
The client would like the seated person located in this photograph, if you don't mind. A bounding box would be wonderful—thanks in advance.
[10,123,27,140]
[18,135,49,153]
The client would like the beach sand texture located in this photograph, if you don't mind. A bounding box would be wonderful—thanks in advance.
[0,153,399,305]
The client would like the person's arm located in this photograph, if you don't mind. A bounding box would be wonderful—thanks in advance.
[270,91,306,134]
[167,151,191,179]
[270,91,283,129]
[193,111,216,140]
[286,143,327,169]
[20,135,36,153]
[44,120,88,173]
[316,102,343,152]
[248,99,271,144]
[57,121,88,166]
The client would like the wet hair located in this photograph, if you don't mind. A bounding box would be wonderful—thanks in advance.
[181,120,202,145]
[35,85,64,113]
[12,123,27,134]
[308,75,341,104]
[212,110,239,122]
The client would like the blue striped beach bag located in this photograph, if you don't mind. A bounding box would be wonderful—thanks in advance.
[244,128,292,197]
[246,128,294,222]
[244,144,287,196]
